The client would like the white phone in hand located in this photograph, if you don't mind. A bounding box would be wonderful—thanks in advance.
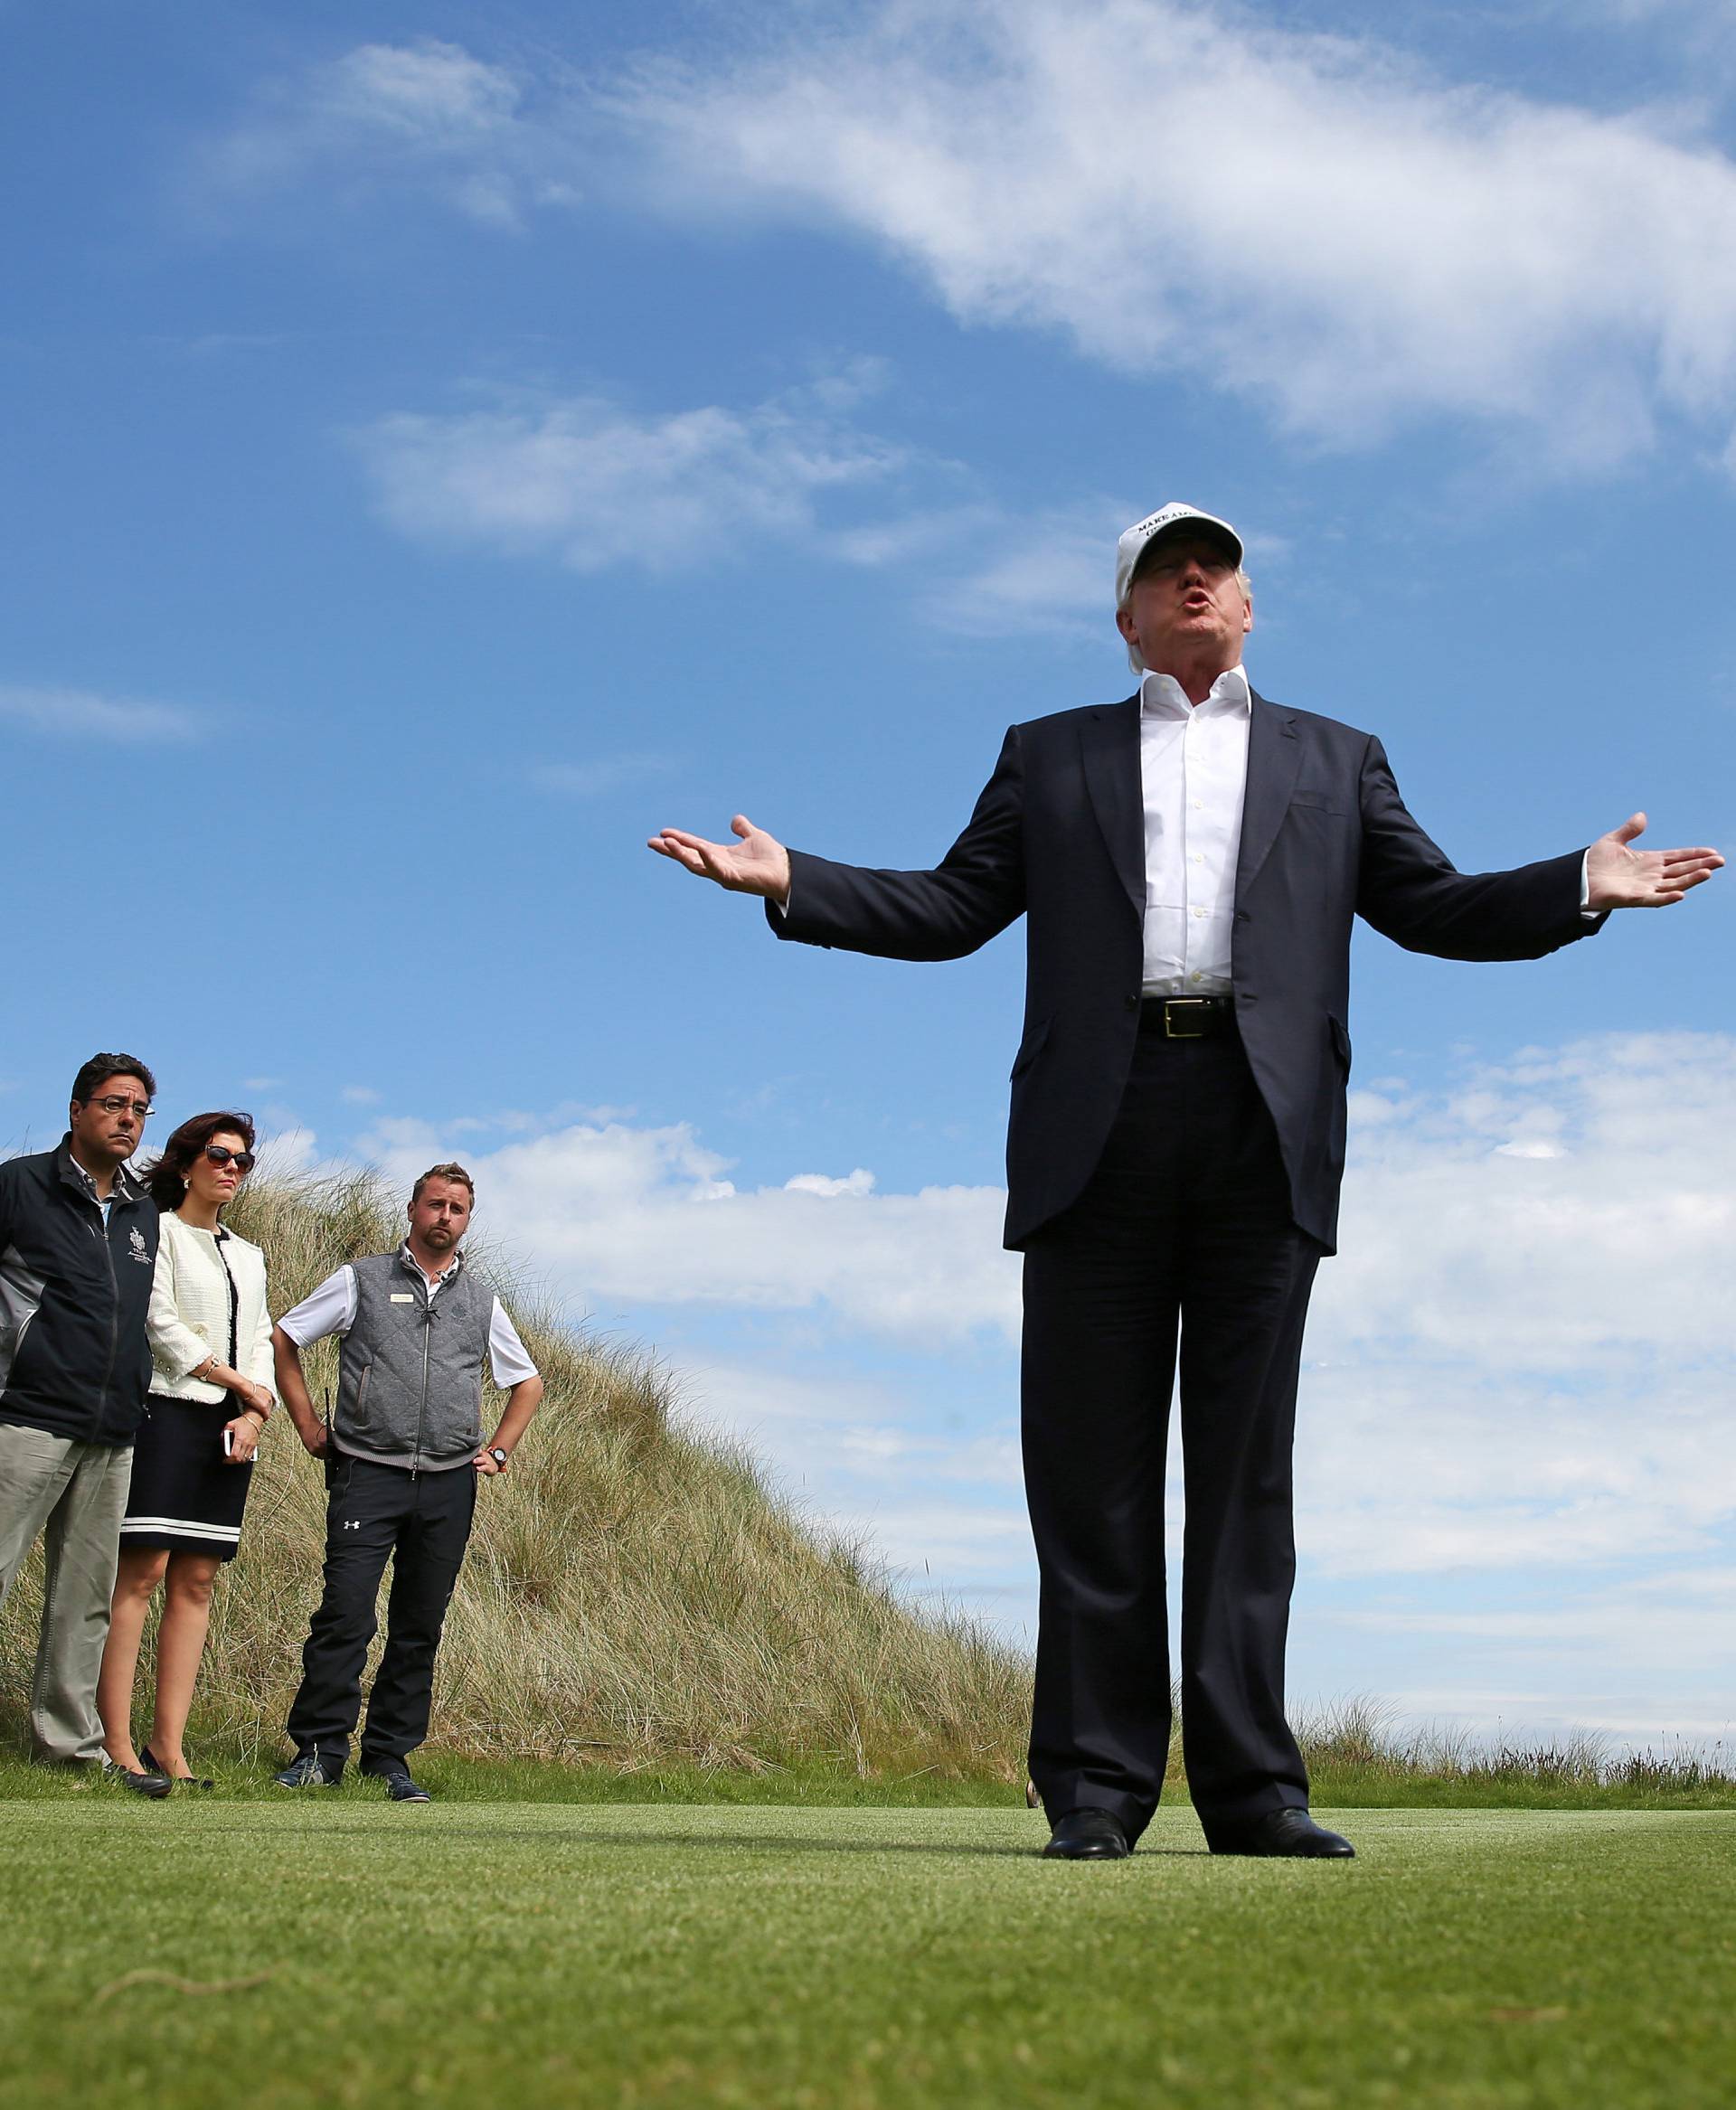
[222,1427,234,1458]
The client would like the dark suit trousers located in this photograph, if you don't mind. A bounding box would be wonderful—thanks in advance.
[286,1456,476,1766]
[1022,1007,1319,1845]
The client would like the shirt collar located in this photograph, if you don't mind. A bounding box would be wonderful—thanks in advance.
[1139,664,1251,721]
[399,1239,463,1288]
[57,1136,142,1206]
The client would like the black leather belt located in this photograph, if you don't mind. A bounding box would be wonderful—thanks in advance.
[1140,994,1236,1039]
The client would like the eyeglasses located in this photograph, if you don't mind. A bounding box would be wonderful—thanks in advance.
[90,1097,155,1118]
[202,1144,256,1175]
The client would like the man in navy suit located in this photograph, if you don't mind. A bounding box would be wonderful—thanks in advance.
[650,503,1722,1860]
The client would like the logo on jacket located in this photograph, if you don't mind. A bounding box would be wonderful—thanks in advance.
[128,1228,151,1264]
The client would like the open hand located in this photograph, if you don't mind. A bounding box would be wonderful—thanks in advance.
[647,815,791,905]
[1586,815,1724,909]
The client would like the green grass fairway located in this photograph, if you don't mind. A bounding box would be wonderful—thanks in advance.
[5,1802,1731,2108]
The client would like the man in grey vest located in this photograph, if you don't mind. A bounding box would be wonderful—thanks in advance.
[269,1163,543,1801]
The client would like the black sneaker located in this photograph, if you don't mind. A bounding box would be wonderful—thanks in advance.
[360,1759,431,1803]
[272,1749,343,1789]
[99,1758,173,1800]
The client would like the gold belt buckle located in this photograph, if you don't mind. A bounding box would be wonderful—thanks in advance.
[1165,999,1209,1040]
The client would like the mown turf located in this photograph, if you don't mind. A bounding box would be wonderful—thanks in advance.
[4,1799,1731,2108]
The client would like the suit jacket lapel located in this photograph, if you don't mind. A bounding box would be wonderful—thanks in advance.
[1236,691,1304,904]
[1081,696,1145,918]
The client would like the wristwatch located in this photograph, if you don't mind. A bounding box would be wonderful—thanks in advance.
[489,1447,509,1471]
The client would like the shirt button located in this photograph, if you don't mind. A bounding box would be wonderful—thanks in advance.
[1190,972,1203,984]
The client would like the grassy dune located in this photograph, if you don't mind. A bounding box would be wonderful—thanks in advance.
[0,1173,1029,1784]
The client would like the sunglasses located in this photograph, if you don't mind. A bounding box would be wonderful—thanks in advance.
[201,1144,256,1175]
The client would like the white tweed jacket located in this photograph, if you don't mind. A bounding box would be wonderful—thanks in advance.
[146,1210,276,1404]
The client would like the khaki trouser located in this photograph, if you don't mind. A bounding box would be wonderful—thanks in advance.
[0,1423,133,1764]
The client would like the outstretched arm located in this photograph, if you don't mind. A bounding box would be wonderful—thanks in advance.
[647,727,1028,963]
[1356,737,1722,960]
[1585,813,1724,909]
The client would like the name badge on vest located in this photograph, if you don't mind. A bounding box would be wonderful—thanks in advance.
[390,1293,416,1303]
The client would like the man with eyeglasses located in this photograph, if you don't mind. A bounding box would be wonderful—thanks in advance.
[0,1053,171,1793]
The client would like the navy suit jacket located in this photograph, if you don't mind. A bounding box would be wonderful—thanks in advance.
[771,690,1602,1253]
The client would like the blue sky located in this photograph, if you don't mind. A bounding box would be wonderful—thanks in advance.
[4,0,1733,1745]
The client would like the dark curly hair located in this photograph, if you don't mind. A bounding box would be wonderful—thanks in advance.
[146,1110,257,1213]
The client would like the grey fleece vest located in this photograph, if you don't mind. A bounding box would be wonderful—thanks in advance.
[334,1249,491,1472]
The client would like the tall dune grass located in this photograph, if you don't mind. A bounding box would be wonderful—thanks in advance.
[0,1173,1030,1779]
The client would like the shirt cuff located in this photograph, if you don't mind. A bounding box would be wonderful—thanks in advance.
[1580,851,1598,920]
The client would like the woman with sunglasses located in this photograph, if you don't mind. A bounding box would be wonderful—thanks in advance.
[98,1111,275,1788]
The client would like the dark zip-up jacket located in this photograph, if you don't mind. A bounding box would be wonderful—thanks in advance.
[0,1140,160,1445]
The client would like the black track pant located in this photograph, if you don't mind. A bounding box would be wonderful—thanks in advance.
[1022,1012,1322,1846]
[286,1455,476,1766]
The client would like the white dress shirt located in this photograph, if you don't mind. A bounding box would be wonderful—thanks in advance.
[277,1247,539,1386]
[1139,664,1251,996]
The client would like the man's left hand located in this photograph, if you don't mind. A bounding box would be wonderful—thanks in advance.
[475,1450,504,1476]
[1587,814,1724,909]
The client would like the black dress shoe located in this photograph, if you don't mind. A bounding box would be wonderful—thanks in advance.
[1042,1809,1131,1860]
[1212,1808,1354,1859]
[141,1746,213,1792]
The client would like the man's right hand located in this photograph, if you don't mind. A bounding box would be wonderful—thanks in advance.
[647,815,791,907]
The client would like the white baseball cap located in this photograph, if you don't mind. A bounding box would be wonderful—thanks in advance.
[1114,501,1245,675]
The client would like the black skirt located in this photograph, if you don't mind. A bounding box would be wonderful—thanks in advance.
[120,1393,254,1561]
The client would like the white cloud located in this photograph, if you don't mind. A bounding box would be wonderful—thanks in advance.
[257,1125,318,1176]
[784,1168,876,1197]
[222,15,1736,467]
[1291,1031,1736,1576]
[606,0,1736,465]
[208,39,565,230]
[354,373,910,571]
[0,684,202,743]
[356,1112,1020,1346]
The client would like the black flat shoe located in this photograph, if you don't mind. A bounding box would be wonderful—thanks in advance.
[1042,1808,1131,1860]
[1211,1808,1354,1859]
[99,1758,172,1800]
[141,1746,213,1792]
